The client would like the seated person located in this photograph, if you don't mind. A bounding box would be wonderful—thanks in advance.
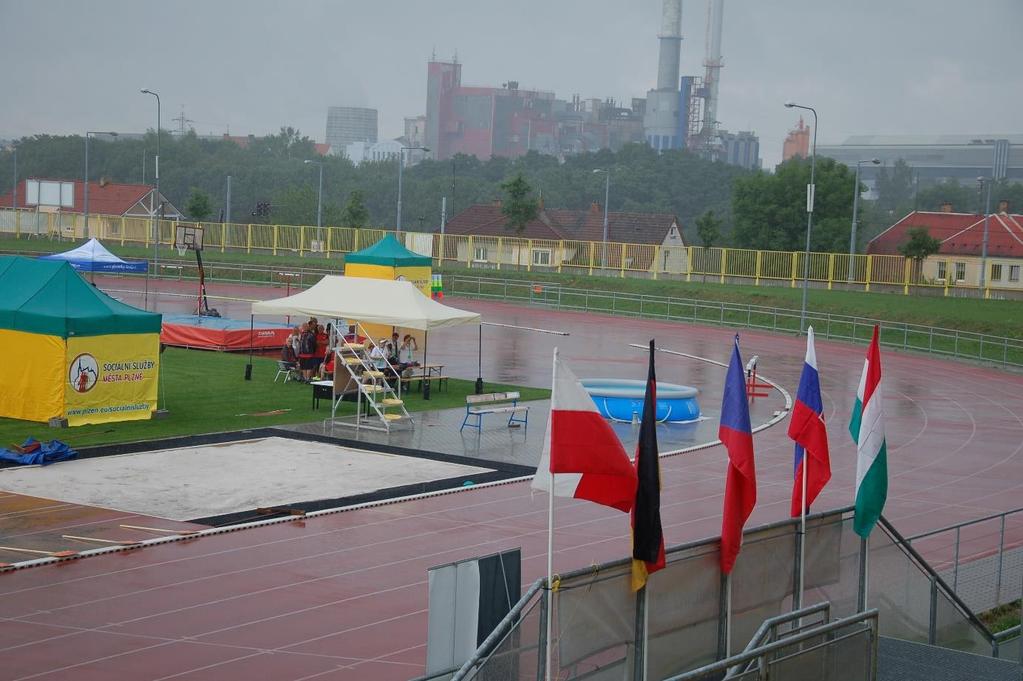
[396,334,420,373]
[281,341,298,365]
[387,332,401,365]
[319,348,336,380]
[369,341,391,371]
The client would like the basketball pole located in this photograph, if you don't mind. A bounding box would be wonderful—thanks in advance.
[245,315,254,381]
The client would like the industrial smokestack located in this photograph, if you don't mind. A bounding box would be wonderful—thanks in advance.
[656,0,683,91]
[702,0,724,132]
[644,0,685,151]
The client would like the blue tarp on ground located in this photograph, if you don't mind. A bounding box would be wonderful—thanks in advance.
[0,438,77,466]
[39,238,148,273]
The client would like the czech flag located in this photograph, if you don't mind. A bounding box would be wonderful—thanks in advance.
[631,340,666,591]
[719,335,757,575]
[531,351,638,513]
[788,326,832,517]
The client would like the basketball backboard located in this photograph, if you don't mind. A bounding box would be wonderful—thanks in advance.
[174,224,204,254]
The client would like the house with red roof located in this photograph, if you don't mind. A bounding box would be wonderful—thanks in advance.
[867,201,1023,288]
[0,178,182,239]
[443,201,687,273]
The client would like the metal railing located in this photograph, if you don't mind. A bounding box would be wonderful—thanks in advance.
[434,508,1015,681]
[883,516,1020,660]
[3,206,1022,298]
[664,609,880,681]
[447,276,1023,368]
[43,257,1023,369]
[906,507,1023,613]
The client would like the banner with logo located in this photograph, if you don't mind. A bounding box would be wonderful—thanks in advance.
[64,333,160,426]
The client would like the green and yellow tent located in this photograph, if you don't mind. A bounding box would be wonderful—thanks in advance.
[0,256,162,426]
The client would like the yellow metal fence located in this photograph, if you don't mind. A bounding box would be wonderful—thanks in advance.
[0,207,1017,298]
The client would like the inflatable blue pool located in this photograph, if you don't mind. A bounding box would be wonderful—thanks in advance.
[580,378,700,423]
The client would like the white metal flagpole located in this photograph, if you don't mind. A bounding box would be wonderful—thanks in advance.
[545,347,558,681]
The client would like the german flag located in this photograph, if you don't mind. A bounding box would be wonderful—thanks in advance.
[632,339,666,591]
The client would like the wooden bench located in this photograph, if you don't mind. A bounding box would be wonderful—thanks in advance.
[460,391,528,432]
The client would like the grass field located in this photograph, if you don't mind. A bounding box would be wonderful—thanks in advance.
[0,348,549,450]
[980,599,1021,635]
[4,234,1023,340]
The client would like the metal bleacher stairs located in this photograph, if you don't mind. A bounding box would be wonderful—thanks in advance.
[325,324,413,433]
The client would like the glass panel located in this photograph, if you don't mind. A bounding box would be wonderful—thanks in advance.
[646,547,722,679]
[730,524,797,650]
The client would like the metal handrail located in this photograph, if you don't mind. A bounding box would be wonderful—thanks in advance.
[905,506,1023,609]
[879,517,996,640]
[907,506,1023,542]
[449,578,545,681]
[663,609,880,681]
[742,602,832,649]
[446,275,1023,367]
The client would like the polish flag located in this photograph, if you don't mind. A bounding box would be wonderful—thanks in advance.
[531,353,638,512]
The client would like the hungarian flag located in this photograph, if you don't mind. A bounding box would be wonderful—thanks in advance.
[719,335,757,575]
[848,326,888,538]
[788,326,831,517]
[632,340,666,591]
[531,352,638,512]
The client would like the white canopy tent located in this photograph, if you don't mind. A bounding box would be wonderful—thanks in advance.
[250,276,480,397]
[251,276,478,330]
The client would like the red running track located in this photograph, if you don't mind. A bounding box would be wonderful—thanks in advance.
[1,283,1022,680]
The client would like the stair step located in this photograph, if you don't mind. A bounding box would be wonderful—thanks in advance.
[383,413,405,421]
[362,385,386,393]
[363,370,385,378]
[380,398,404,406]
[344,343,365,350]
[344,357,363,365]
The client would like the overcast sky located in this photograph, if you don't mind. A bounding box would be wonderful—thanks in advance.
[2,0,1020,167]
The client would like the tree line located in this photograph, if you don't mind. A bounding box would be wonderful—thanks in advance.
[2,132,1020,252]
[0,131,742,242]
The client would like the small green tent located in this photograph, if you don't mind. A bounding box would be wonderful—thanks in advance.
[344,233,432,267]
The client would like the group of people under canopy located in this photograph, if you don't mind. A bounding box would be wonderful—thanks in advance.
[280,319,419,383]
[251,275,482,386]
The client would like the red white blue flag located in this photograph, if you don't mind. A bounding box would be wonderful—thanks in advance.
[719,335,757,575]
[788,326,832,517]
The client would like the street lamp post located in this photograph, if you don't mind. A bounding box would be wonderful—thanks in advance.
[396,146,429,236]
[141,89,161,284]
[593,168,611,268]
[84,131,118,240]
[304,160,324,250]
[11,147,16,212]
[978,177,992,292]
[784,101,818,333]
[848,158,880,281]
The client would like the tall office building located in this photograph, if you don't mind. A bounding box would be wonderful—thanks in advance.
[325,107,378,155]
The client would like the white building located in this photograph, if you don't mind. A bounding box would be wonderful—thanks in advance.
[344,139,406,166]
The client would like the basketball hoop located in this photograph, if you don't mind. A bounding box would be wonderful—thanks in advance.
[177,246,187,257]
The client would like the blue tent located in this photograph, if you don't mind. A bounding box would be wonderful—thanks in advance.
[39,238,148,273]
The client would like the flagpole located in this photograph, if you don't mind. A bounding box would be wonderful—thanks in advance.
[642,587,650,681]
[798,451,808,607]
[858,536,869,612]
[544,347,558,681]
[725,574,732,656]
